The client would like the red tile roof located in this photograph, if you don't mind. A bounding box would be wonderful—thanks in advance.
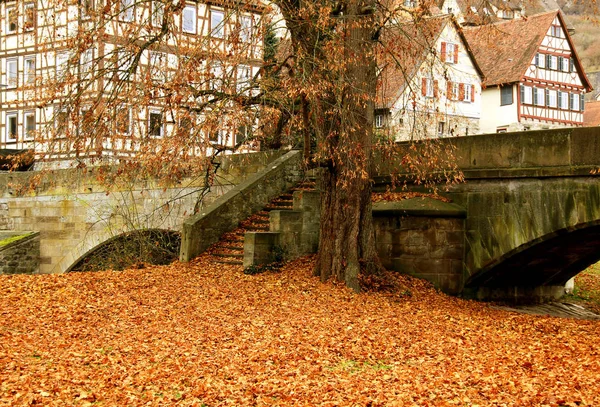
[462,11,557,86]
[462,10,592,90]
[584,100,600,126]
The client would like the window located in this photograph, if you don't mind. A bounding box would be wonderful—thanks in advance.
[6,6,17,34]
[116,106,131,134]
[452,82,459,100]
[442,42,457,64]
[24,57,35,84]
[178,115,194,137]
[6,112,18,142]
[551,25,562,38]
[116,50,134,80]
[239,15,252,43]
[209,61,223,90]
[464,84,473,102]
[547,89,557,108]
[80,0,93,18]
[209,129,224,144]
[534,87,545,106]
[6,58,18,87]
[210,9,225,38]
[375,114,383,128]
[148,110,163,137]
[182,4,197,33]
[56,51,69,79]
[470,6,477,13]
[558,91,568,109]
[151,1,164,27]
[561,57,570,72]
[437,121,445,136]
[535,53,545,68]
[236,65,251,92]
[55,110,68,136]
[24,111,35,140]
[422,78,435,98]
[500,86,513,106]
[149,51,165,81]
[80,109,93,136]
[120,0,134,21]
[547,55,558,70]
[521,85,533,104]
[80,48,93,76]
[236,125,249,145]
[570,93,580,111]
[24,3,35,30]
[404,0,416,7]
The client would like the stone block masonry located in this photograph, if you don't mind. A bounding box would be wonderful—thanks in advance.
[0,232,40,275]
[0,151,285,274]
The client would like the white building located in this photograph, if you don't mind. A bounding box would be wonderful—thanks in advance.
[463,10,592,133]
[0,0,264,165]
[376,15,483,140]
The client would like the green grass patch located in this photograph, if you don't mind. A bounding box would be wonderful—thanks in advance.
[0,233,34,247]
[564,262,600,314]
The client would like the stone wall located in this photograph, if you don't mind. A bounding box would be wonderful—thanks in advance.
[0,232,40,274]
[373,199,466,294]
[0,151,284,274]
[181,150,303,262]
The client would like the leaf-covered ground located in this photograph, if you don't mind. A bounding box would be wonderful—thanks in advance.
[1,256,599,406]
[567,263,600,315]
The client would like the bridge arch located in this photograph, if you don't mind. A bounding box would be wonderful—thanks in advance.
[64,229,180,273]
[464,220,600,301]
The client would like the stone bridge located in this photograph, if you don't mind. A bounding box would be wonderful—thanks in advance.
[0,151,299,274]
[375,127,600,302]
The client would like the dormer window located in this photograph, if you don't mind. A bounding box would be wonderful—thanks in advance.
[404,0,417,8]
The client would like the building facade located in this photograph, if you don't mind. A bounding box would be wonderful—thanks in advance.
[464,10,592,134]
[376,16,483,141]
[0,0,264,165]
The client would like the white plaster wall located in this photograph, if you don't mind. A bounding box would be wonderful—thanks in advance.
[479,86,519,134]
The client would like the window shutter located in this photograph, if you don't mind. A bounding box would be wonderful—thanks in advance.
[441,42,447,62]
[454,45,458,64]
[422,77,427,96]
[545,89,549,106]
[569,93,574,110]
[546,54,551,68]
[558,56,563,71]
[534,54,539,66]
[520,85,525,103]
[570,58,574,73]
[459,83,465,100]
[533,87,538,105]
[557,91,562,108]
[434,80,439,97]
[446,81,452,99]
[471,85,475,102]
[581,94,585,111]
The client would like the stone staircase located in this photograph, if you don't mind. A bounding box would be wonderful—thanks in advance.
[206,181,315,265]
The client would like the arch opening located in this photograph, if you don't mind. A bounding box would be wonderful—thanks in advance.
[466,221,600,289]
[68,229,181,272]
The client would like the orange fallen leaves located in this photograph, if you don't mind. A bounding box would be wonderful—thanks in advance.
[0,255,599,406]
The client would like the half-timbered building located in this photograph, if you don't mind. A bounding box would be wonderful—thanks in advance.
[376,15,483,140]
[463,10,591,133]
[0,0,264,164]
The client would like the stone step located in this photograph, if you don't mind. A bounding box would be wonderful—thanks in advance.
[220,245,243,250]
[212,252,244,258]
[214,259,244,265]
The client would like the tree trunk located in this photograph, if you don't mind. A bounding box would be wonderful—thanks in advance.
[313,1,381,291]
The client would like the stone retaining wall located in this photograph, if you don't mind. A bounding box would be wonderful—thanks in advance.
[0,232,40,274]
[180,150,304,262]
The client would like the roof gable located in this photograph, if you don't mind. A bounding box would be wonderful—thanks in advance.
[377,16,482,108]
